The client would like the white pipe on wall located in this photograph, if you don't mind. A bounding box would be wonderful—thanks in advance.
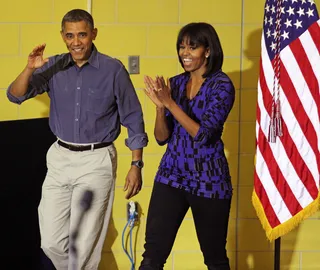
[87,0,92,14]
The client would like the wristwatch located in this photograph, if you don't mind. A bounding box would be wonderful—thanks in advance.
[131,160,144,169]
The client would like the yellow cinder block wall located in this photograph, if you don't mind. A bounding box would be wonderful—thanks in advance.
[1,0,320,269]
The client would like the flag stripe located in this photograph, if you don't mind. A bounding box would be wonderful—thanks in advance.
[255,96,284,226]
[289,35,320,122]
[300,28,320,156]
[257,67,305,217]
[308,21,320,55]
[280,53,320,190]
[255,142,292,225]
[278,60,319,161]
[254,168,281,228]
[278,62,319,183]
[257,127,303,219]
[261,35,319,190]
[302,23,320,83]
[260,39,319,200]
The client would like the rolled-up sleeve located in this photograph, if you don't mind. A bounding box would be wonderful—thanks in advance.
[155,109,173,146]
[115,66,148,150]
[6,62,51,104]
[193,80,235,145]
[7,84,27,104]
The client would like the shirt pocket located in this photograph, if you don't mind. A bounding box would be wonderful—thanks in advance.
[87,88,114,114]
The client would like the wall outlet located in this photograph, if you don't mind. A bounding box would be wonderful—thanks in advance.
[127,201,138,221]
[128,55,140,74]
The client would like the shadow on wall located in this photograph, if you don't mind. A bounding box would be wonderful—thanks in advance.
[99,215,119,270]
[226,28,300,270]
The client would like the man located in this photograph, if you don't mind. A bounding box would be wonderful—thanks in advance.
[7,9,148,270]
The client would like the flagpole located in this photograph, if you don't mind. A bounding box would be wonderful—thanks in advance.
[274,237,281,270]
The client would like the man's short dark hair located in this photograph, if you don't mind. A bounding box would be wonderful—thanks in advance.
[61,9,94,31]
[176,22,224,77]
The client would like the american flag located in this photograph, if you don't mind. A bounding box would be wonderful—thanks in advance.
[253,0,320,241]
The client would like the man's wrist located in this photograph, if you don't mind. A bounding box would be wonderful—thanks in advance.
[131,160,144,169]
[24,66,36,75]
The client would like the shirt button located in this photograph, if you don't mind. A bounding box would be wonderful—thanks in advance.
[76,103,79,105]
[75,119,79,121]
[77,87,80,90]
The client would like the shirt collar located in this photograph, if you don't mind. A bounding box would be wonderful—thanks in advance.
[62,43,100,69]
[87,44,100,69]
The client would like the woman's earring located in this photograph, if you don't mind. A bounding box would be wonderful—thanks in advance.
[205,55,209,58]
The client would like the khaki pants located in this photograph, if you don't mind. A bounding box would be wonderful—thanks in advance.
[38,141,117,270]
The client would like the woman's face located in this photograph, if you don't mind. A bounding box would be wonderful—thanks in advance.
[178,37,209,74]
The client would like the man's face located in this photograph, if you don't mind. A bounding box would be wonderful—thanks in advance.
[61,21,97,67]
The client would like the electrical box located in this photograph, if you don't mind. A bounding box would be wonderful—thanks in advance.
[127,201,138,221]
[128,55,140,74]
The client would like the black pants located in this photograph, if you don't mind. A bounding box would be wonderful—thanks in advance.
[139,182,231,270]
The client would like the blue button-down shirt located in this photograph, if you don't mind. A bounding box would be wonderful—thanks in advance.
[7,45,148,150]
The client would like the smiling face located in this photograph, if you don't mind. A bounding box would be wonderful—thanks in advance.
[61,20,97,67]
[178,37,210,76]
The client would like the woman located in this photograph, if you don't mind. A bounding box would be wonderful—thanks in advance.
[140,22,235,270]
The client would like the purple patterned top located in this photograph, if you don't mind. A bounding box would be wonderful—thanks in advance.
[155,70,235,199]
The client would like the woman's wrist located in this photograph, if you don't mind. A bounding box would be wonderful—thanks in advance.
[164,100,175,110]
[156,106,165,111]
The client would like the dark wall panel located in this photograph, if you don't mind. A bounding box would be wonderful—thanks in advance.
[0,117,56,270]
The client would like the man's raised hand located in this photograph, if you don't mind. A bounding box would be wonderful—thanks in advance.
[27,44,49,69]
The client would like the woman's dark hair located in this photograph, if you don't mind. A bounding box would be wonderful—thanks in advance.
[176,22,223,77]
[61,9,94,31]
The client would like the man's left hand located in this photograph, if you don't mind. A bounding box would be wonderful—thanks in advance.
[124,166,142,199]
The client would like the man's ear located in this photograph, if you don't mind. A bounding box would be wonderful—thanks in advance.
[60,30,65,41]
[92,28,98,40]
